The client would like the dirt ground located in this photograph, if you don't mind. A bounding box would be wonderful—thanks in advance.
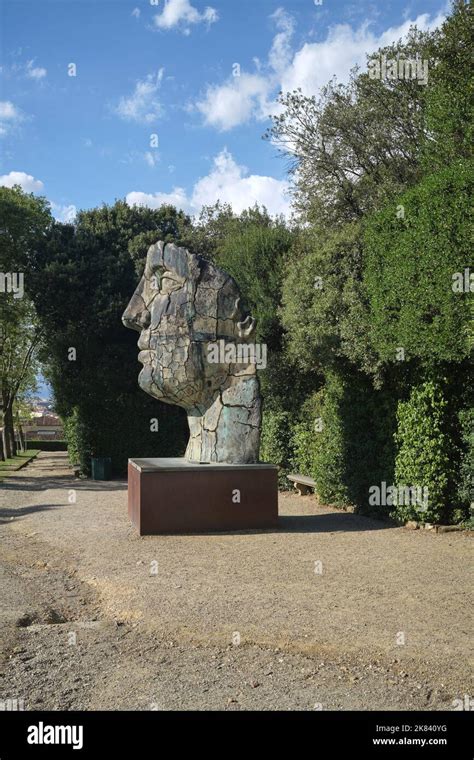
[0,452,471,711]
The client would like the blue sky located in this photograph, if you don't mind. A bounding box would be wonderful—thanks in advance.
[1,0,448,221]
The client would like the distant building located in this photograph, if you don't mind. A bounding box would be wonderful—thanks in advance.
[33,399,55,414]
[24,402,64,441]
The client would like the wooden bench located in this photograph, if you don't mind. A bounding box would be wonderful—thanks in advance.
[287,473,316,496]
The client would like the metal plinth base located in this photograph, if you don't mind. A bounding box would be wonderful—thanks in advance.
[128,458,279,535]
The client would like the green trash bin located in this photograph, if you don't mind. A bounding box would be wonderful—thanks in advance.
[91,457,112,480]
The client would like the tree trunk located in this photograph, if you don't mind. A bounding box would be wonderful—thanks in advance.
[3,402,16,458]
[17,422,25,453]
[2,394,11,459]
[2,424,11,459]
[9,426,17,457]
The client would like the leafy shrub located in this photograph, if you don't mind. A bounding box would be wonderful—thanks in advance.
[306,373,397,514]
[291,421,318,480]
[260,410,294,488]
[63,407,83,465]
[457,406,473,515]
[310,378,350,507]
[394,381,454,523]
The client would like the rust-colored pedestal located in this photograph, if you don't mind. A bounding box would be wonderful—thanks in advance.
[128,458,279,535]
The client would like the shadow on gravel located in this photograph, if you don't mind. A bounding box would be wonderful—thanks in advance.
[277,512,393,533]
[0,478,127,492]
[0,503,61,524]
[151,513,395,538]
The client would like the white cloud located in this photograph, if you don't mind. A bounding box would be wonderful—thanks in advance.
[115,70,164,123]
[268,8,295,74]
[127,187,189,211]
[131,7,141,18]
[0,101,19,120]
[153,0,218,33]
[195,9,446,131]
[0,171,76,222]
[0,170,44,193]
[50,202,77,222]
[195,8,293,132]
[126,148,291,217]
[26,60,47,80]
[280,13,445,96]
[0,100,24,136]
[196,73,271,131]
[191,148,290,215]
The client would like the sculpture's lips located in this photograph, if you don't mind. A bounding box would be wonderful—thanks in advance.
[137,332,150,350]
[138,351,152,364]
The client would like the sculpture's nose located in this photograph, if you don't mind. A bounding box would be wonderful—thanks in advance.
[122,289,151,332]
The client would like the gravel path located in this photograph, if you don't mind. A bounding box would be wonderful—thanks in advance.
[0,452,472,711]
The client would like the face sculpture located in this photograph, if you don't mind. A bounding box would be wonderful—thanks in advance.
[122,241,261,464]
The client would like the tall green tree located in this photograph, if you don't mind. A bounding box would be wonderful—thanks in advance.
[0,186,52,458]
[0,298,40,458]
[266,28,435,227]
[423,0,474,170]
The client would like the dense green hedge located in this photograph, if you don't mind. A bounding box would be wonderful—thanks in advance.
[364,162,473,365]
[291,420,318,481]
[260,410,295,489]
[260,372,398,515]
[63,396,188,477]
[394,381,453,523]
[307,380,349,507]
[457,407,474,511]
[306,373,397,513]
[27,440,67,451]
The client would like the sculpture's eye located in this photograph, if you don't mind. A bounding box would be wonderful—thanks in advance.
[145,261,161,280]
[160,274,185,294]
[147,267,184,294]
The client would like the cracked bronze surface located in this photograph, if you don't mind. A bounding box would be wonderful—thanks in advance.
[123,241,261,463]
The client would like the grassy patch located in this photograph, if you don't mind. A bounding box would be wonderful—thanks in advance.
[0,450,40,476]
